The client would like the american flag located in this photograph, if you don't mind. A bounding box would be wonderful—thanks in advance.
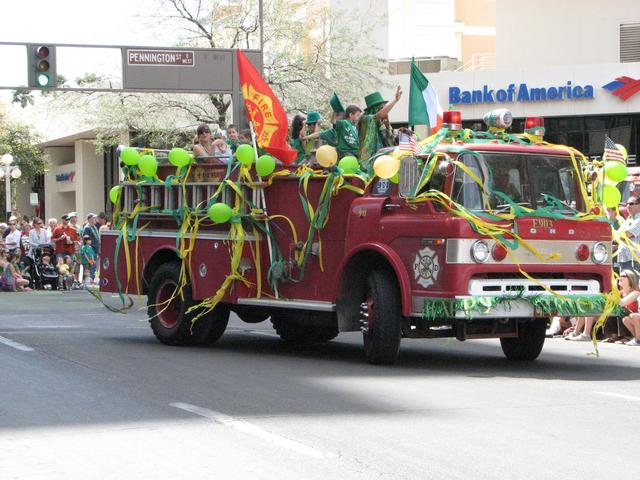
[399,132,422,155]
[604,136,625,162]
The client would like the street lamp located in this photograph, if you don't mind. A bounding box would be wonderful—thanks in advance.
[0,153,22,220]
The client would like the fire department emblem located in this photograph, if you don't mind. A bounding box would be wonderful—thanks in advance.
[413,246,440,288]
[241,83,279,145]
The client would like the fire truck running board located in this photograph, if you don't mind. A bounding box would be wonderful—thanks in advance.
[236,298,336,312]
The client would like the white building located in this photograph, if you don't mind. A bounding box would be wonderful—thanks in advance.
[380,0,639,161]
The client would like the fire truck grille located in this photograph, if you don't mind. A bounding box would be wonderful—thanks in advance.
[468,278,600,296]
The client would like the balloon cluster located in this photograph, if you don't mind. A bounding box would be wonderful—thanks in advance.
[601,143,629,208]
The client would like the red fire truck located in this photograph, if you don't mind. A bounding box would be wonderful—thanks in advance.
[100,111,612,364]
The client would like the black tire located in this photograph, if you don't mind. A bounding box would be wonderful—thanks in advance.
[271,311,339,343]
[500,319,546,361]
[147,263,228,346]
[361,270,402,365]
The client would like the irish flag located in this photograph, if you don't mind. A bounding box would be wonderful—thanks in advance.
[408,58,443,133]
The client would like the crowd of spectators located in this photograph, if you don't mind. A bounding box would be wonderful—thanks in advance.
[0,212,110,293]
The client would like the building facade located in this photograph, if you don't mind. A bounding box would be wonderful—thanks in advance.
[381,0,639,161]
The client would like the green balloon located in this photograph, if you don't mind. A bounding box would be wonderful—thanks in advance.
[138,154,158,177]
[256,154,276,176]
[120,147,139,166]
[602,184,621,208]
[338,156,359,174]
[109,185,121,204]
[208,203,233,224]
[236,144,255,167]
[390,173,399,184]
[168,148,191,167]
[604,161,627,183]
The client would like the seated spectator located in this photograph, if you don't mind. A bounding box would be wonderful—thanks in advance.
[3,251,30,291]
[565,316,598,342]
[3,220,21,253]
[618,270,640,345]
[600,270,640,343]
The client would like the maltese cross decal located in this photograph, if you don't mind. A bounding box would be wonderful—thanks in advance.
[413,246,440,288]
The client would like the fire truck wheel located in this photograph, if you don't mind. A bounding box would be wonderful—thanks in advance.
[271,312,339,343]
[147,263,224,346]
[500,319,546,361]
[362,270,402,365]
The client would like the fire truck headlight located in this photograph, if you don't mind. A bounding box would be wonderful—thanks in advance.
[471,240,491,263]
[592,242,608,264]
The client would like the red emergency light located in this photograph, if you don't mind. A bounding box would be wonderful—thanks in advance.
[443,111,462,131]
[524,117,545,136]
[575,244,590,261]
[492,243,508,261]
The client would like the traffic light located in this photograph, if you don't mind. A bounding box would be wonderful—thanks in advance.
[27,45,57,89]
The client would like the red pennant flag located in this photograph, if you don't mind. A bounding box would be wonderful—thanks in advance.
[236,50,297,166]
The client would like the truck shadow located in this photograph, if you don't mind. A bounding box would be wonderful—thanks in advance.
[188,330,640,383]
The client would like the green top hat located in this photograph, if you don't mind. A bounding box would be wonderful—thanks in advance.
[330,92,345,113]
[364,91,387,113]
[306,111,321,124]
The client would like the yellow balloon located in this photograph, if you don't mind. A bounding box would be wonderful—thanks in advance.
[615,143,628,161]
[316,145,338,167]
[373,155,400,179]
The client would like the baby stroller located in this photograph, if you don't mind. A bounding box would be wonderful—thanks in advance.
[31,244,59,290]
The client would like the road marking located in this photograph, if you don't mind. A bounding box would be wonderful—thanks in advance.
[0,335,34,352]
[170,402,334,459]
[594,392,640,402]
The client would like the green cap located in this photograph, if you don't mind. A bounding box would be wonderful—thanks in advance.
[330,92,345,113]
[306,111,321,124]
[364,91,387,113]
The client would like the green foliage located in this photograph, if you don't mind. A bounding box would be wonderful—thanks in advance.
[0,122,46,182]
[11,88,35,109]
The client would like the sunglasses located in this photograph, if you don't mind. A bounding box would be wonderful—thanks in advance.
[8,223,16,226]
[627,202,639,205]
[198,129,210,134]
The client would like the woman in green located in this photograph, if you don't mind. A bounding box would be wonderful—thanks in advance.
[358,87,403,168]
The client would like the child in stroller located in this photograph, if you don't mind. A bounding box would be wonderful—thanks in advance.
[31,244,59,290]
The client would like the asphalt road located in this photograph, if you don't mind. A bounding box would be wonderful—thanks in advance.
[1,290,639,480]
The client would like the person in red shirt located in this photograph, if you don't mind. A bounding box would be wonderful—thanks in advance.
[51,214,79,262]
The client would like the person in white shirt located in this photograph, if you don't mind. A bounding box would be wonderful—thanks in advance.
[28,217,50,253]
[46,217,58,237]
[4,220,22,252]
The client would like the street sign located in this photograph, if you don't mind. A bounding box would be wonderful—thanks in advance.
[122,47,262,94]
[127,49,194,67]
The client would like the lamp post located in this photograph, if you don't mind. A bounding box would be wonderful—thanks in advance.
[0,153,22,221]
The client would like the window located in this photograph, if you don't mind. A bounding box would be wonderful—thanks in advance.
[620,23,640,63]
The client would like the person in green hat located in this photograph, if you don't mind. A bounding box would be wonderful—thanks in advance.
[303,106,362,159]
[358,86,402,168]
[303,111,322,156]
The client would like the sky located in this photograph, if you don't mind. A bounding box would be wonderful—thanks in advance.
[0,0,181,138]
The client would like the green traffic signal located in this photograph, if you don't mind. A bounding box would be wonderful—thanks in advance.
[28,45,56,88]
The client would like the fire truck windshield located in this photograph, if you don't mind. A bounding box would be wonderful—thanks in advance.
[451,153,579,212]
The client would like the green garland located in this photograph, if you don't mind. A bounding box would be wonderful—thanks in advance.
[422,294,624,321]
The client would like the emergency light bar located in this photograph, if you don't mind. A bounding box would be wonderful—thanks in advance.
[524,117,545,136]
[442,111,462,131]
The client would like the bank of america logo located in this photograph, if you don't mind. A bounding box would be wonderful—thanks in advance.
[603,77,640,101]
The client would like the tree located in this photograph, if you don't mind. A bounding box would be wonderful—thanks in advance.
[49,0,386,149]
[0,122,47,214]
[0,122,47,182]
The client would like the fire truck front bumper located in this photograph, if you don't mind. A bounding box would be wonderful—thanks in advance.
[413,278,609,320]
